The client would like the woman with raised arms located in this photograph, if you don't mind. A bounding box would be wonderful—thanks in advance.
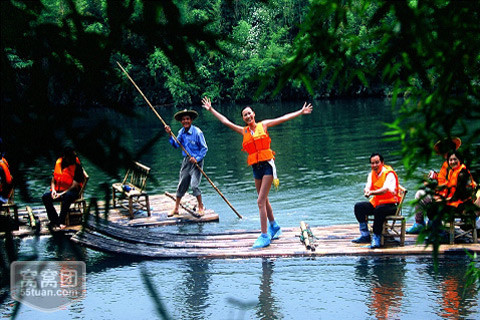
[202,97,313,248]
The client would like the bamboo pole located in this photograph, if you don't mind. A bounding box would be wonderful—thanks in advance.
[116,62,243,219]
[300,221,311,250]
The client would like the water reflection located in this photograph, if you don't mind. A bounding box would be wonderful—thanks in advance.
[225,258,280,320]
[44,234,88,261]
[256,259,280,320]
[355,257,406,319]
[2,252,480,319]
[423,256,479,319]
[176,223,207,234]
[180,259,211,320]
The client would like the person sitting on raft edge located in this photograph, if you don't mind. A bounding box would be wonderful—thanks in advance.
[202,96,313,249]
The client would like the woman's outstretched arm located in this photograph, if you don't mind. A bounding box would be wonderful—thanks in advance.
[202,97,243,134]
[263,102,313,128]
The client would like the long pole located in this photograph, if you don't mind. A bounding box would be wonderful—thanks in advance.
[116,62,243,219]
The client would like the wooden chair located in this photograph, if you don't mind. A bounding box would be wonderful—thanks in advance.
[447,212,478,244]
[112,161,151,219]
[446,191,478,244]
[368,185,408,246]
[0,188,19,230]
[65,168,89,226]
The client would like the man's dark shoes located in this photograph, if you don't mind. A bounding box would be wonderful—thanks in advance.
[351,235,371,243]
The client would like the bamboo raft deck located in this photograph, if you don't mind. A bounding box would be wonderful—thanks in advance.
[70,219,480,259]
[3,192,479,259]
[3,192,219,238]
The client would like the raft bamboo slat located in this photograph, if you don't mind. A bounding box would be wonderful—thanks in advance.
[70,219,480,259]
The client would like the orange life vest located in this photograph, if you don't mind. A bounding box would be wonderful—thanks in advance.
[242,122,275,166]
[0,157,12,193]
[441,164,477,208]
[437,161,448,185]
[53,157,83,192]
[369,164,399,208]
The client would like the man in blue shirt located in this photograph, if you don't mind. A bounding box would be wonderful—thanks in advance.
[165,109,208,216]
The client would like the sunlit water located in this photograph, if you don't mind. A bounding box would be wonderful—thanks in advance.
[2,98,479,319]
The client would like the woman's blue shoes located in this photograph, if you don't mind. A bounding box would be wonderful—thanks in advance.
[268,221,282,240]
[252,234,271,249]
[252,222,281,249]
[406,222,425,234]
[251,221,282,249]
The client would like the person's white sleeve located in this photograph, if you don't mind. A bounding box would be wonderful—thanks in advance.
[384,173,396,194]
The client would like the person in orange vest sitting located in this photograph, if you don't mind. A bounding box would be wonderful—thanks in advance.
[0,148,13,205]
[427,150,477,239]
[352,153,400,249]
[407,137,462,234]
[202,96,313,249]
[0,157,13,204]
[42,147,84,229]
[0,137,15,234]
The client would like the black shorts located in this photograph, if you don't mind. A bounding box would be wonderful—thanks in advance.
[252,161,273,180]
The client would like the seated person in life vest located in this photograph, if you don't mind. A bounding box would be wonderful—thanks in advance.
[0,138,15,233]
[42,147,84,229]
[0,156,13,204]
[352,153,400,249]
[0,137,13,204]
[427,150,477,234]
[407,137,461,234]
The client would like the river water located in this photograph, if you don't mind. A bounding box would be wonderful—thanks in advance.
[2,98,479,319]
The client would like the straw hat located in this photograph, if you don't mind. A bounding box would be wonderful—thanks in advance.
[433,137,461,155]
[174,109,198,121]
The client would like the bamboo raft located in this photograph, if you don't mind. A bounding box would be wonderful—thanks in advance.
[3,192,219,238]
[3,192,479,259]
[69,219,480,259]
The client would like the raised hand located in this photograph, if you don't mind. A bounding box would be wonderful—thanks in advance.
[202,97,212,111]
[301,102,313,114]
